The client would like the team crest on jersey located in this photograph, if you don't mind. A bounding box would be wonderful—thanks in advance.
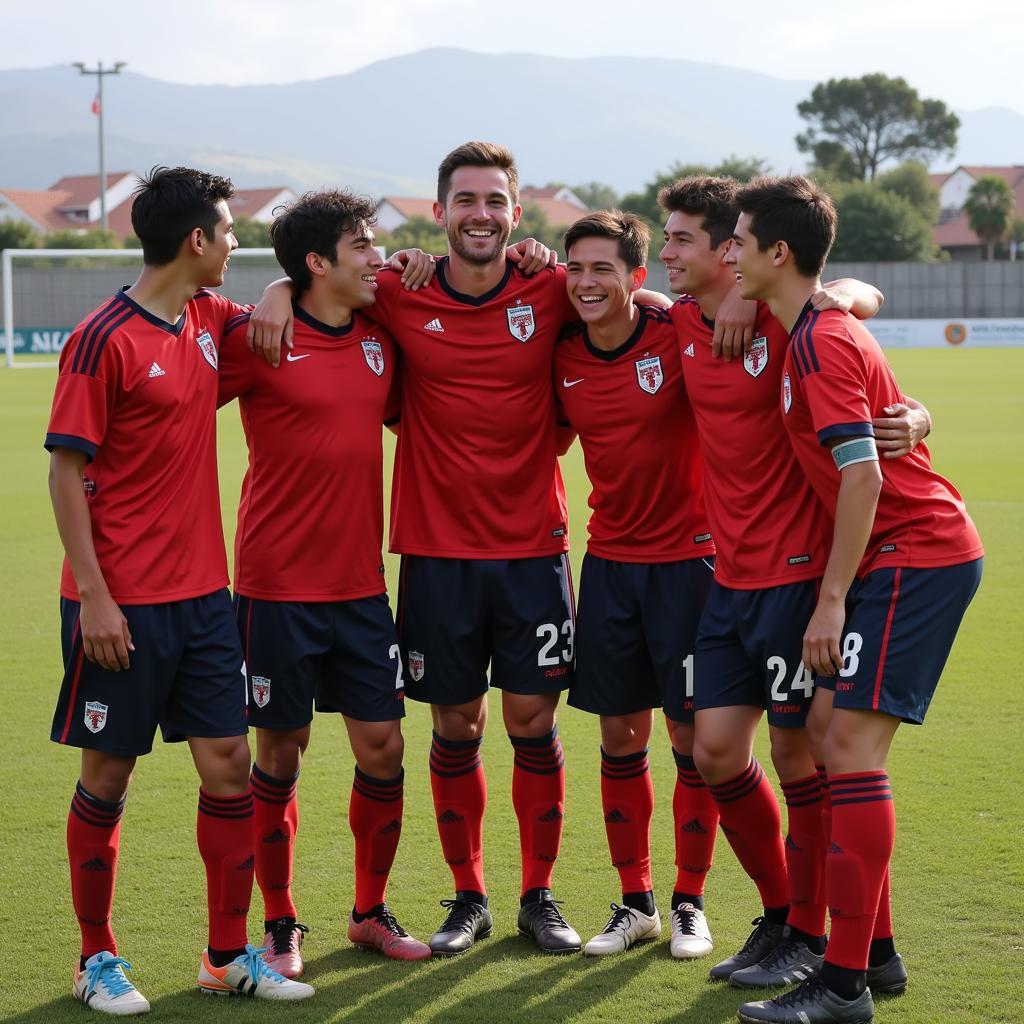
[251,675,271,708]
[408,651,425,682]
[782,372,792,414]
[196,329,218,369]
[744,336,769,377]
[84,701,108,734]
[506,302,535,342]
[635,355,664,394]
[361,338,385,376]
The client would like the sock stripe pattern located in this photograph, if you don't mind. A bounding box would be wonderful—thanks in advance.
[197,787,255,952]
[429,731,487,894]
[429,731,483,778]
[671,749,718,897]
[781,772,828,937]
[511,729,565,894]
[353,765,405,803]
[251,765,299,923]
[601,746,651,781]
[830,773,894,807]
[780,773,825,808]
[251,763,297,804]
[600,746,654,895]
[350,767,404,913]
[708,757,765,803]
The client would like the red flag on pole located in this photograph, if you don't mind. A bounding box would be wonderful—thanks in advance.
[91,94,100,116]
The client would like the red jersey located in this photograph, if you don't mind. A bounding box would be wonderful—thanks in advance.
[553,304,713,563]
[782,305,983,575]
[370,258,574,558]
[45,288,249,603]
[672,299,830,588]
[218,305,400,601]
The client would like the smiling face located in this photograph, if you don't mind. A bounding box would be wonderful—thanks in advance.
[434,165,521,265]
[726,211,777,301]
[198,200,238,287]
[659,210,732,299]
[565,235,645,329]
[316,221,384,309]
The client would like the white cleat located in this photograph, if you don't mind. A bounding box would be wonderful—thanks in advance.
[670,903,714,959]
[197,944,314,1000]
[73,952,151,1016]
[583,903,661,956]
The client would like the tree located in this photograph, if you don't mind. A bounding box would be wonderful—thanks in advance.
[964,175,1015,260]
[375,215,447,256]
[829,182,937,262]
[0,220,40,251]
[232,215,272,248]
[875,161,940,225]
[43,227,121,249]
[511,204,565,257]
[796,74,958,180]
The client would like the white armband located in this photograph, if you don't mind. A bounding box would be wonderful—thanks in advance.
[832,436,878,471]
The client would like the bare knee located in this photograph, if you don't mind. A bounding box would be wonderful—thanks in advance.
[665,718,694,757]
[769,727,815,782]
[503,692,559,738]
[349,720,405,778]
[433,699,487,741]
[80,750,136,803]
[190,734,252,794]
[255,726,310,779]
[600,713,652,757]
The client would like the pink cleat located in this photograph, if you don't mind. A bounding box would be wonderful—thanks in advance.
[347,905,431,961]
[261,919,309,979]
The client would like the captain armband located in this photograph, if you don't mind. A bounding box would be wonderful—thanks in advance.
[832,436,878,471]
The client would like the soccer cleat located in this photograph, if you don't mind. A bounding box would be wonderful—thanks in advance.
[197,945,314,1000]
[429,894,493,955]
[736,976,875,1023]
[517,890,582,954]
[670,903,713,960]
[348,904,431,961]
[73,952,151,1016]
[583,903,661,956]
[261,918,309,979]
[729,928,824,988]
[867,952,908,995]
[709,917,786,980]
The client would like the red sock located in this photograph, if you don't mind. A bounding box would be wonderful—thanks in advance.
[825,772,895,971]
[197,788,254,951]
[250,764,298,922]
[873,867,893,940]
[350,767,404,913]
[672,750,718,897]
[708,759,789,911]
[510,729,565,894]
[67,782,123,959]
[429,732,486,894]
[600,747,654,894]
[781,773,828,936]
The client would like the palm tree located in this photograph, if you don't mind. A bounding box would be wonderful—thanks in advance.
[964,176,1015,260]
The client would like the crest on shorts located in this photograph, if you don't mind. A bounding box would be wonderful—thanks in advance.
[361,338,385,376]
[782,372,792,414]
[251,675,271,708]
[195,329,218,369]
[744,336,769,377]
[84,701,108,734]
[506,302,535,342]
[635,355,664,394]
[408,651,425,682]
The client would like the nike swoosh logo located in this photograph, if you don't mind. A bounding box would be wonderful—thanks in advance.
[285,353,310,362]
[562,378,584,388]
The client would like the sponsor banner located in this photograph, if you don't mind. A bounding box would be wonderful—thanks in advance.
[6,327,73,354]
[870,319,1024,348]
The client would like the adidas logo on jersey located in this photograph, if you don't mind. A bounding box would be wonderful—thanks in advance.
[683,343,695,357]
[424,318,444,332]
[148,362,166,377]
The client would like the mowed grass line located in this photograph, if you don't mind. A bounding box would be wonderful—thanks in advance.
[0,348,1020,1023]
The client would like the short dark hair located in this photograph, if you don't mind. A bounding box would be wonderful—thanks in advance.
[563,210,650,271]
[735,175,837,277]
[131,166,234,266]
[269,189,379,295]
[657,175,739,249]
[437,141,519,206]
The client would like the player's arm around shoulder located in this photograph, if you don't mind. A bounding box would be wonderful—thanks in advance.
[813,278,884,320]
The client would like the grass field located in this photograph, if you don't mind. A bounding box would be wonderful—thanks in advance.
[1,349,1021,1023]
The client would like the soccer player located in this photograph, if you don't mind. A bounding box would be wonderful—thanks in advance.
[217,189,431,969]
[554,210,719,959]
[727,175,983,1024]
[45,166,313,1014]
[661,176,930,992]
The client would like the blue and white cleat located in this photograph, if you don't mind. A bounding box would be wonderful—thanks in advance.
[197,943,314,1000]
[73,951,151,1016]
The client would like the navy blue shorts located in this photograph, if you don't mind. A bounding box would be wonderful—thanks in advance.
[694,579,819,727]
[51,589,247,756]
[569,553,714,722]
[396,554,575,705]
[815,558,982,724]
[235,593,406,728]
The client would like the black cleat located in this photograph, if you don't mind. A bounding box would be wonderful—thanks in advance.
[517,889,582,954]
[867,952,907,995]
[429,893,493,956]
[730,928,824,988]
[710,917,786,981]
[737,977,875,1023]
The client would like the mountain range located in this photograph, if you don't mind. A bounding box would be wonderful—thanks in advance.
[2,49,1021,196]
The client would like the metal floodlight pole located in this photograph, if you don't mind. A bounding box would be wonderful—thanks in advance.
[72,61,126,232]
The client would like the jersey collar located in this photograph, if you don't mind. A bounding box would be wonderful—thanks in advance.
[115,287,186,336]
[293,301,356,337]
[435,257,514,306]
[583,304,649,362]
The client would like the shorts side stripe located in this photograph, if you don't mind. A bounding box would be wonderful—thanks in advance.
[871,569,902,712]
[561,553,576,627]
[59,620,84,744]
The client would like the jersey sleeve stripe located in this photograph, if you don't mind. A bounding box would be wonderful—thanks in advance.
[83,309,134,377]
[802,312,822,372]
[817,421,874,445]
[70,299,123,376]
[44,433,98,460]
[791,319,814,379]
[224,312,251,337]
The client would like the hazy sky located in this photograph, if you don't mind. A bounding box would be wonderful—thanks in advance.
[3,0,1020,113]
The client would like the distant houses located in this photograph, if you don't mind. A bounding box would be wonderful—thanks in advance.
[930,165,1024,260]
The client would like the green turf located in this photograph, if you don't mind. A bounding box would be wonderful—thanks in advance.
[1,349,1021,1023]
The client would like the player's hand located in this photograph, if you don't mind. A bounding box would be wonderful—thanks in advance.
[872,403,929,459]
[79,591,134,672]
[810,284,855,314]
[802,597,845,678]
[507,238,556,275]
[712,285,756,360]
[248,283,294,368]
[386,248,436,290]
